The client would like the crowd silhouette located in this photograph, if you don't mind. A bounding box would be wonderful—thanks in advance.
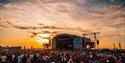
[0,49,125,63]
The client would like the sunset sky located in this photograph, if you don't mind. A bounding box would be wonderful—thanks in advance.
[0,0,125,49]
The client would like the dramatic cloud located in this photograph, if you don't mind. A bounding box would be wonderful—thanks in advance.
[0,0,125,48]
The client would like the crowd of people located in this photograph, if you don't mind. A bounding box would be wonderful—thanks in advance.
[0,49,125,63]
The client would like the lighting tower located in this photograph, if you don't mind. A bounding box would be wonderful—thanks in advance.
[82,32,100,49]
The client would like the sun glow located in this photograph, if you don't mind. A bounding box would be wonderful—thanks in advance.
[36,34,51,44]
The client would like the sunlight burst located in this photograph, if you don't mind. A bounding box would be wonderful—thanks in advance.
[36,34,51,44]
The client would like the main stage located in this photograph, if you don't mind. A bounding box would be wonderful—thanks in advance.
[50,33,94,50]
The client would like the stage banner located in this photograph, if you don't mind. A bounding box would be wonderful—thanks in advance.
[73,37,82,49]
